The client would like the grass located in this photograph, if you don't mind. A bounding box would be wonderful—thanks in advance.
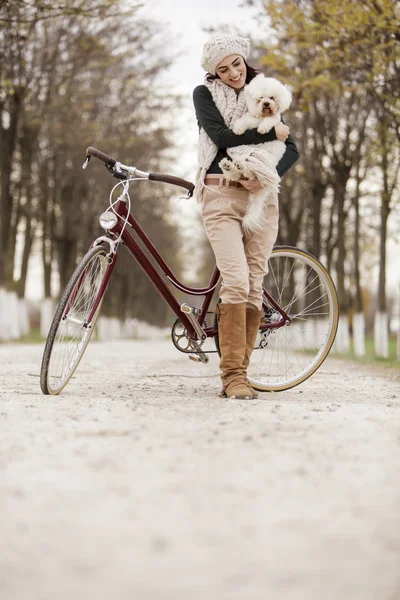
[13,327,46,344]
[332,334,399,369]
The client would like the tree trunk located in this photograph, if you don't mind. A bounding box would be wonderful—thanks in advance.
[40,161,54,299]
[353,180,363,313]
[377,121,390,313]
[333,164,351,314]
[377,195,390,313]
[0,89,23,288]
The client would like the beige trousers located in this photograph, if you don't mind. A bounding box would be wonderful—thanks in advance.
[201,182,279,310]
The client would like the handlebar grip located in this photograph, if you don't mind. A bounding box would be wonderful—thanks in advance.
[86,146,116,167]
[149,172,195,195]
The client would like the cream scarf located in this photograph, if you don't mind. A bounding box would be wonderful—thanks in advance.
[194,77,247,202]
[194,76,278,204]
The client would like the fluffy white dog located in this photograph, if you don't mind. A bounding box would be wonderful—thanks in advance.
[219,74,292,233]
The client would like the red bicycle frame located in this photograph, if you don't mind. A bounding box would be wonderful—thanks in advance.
[87,198,290,340]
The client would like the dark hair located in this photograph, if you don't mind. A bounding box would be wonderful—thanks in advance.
[205,59,261,84]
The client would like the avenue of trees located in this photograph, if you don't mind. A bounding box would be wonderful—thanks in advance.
[0,0,399,357]
[0,0,184,336]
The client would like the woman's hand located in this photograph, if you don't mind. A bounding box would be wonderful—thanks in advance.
[275,122,290,141]
[239,179,263,192]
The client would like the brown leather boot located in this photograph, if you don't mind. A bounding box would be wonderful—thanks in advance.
[243,307,263,399]
[217,302,253,399]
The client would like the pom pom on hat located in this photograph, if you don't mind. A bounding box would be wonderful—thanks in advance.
[201,33,251,75]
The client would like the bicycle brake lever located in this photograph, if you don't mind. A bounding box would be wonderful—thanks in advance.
[177,192,192,201]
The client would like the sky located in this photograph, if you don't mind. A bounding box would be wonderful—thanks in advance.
[25,0,400,300]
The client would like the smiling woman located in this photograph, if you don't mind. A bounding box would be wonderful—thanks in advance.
[215,54,246,88]
[192,32,300,400]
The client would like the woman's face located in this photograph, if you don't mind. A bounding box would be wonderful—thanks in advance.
[215,54,246,90]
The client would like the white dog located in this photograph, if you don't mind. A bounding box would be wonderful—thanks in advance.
[219,74,292,233]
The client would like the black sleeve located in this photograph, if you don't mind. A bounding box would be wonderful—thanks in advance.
[276,133,300,178]
[193,84,278,149]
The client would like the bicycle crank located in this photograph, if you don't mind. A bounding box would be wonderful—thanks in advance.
[171,314,216,364]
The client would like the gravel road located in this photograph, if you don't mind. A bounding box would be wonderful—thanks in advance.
[0,339,399,600]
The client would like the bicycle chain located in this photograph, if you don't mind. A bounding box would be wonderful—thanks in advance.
[171,311,271,355]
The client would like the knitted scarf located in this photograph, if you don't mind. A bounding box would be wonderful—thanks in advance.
[194,76,278,204]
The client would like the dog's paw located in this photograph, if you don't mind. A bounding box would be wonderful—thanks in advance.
[219,158,233,172]
[219,158,242,181]
[232,117,247,135]
[233,124,246,135]
[257,124,270,134]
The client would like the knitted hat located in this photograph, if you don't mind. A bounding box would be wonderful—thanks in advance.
[201,33,251,75]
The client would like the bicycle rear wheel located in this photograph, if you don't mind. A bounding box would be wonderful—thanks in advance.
[40,246,113,395]
[214,246,338,392]
[249,246,338,391]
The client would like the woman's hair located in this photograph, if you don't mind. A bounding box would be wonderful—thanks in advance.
[205,60,261,84]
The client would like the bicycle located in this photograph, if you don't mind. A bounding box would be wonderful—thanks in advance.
[40,146,339,396]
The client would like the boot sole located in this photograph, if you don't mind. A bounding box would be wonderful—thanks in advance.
[220,391,254,400]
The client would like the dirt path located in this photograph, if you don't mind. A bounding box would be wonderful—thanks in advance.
[0,340,399,600]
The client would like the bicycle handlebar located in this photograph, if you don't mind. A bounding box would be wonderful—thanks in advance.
[86,146,116,168]
[85,146,194,195]
[148,171,194,194]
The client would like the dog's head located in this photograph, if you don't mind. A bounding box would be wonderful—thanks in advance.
[244,74,292,118]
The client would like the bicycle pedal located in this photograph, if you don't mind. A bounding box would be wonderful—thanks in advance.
[180,303,206,342]
[188,353,209,364]
[189,354,202,362]
[181,304,202,317]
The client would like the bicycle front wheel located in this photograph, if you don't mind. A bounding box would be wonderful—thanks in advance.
[248,246,339,392]
[40,246,113,395]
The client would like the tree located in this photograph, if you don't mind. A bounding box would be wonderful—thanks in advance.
[248,0,399,323]
[0,0,186,333]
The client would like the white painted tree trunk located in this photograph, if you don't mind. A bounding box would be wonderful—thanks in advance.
[334,314,350,353]
[97,317,125,340]
[18,298,30,336]
[353,312,366,357]
[374,311,389,358]
[122,318,139,339]
[0,288,10,341]
[0,293,29,340]
[303,320,315,350]
[110,317,122,339]
[96,317,120,342]
[40,298,55,338]
[97,317,169,341]
[8,291,21,339]
[287,321,301,350]
[96,316,105,341]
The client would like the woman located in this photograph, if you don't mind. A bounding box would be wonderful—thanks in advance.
[193,33,300,399]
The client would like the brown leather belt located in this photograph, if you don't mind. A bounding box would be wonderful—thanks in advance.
[204,176,243,189]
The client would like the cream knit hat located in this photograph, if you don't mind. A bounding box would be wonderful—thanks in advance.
[201,33,251,75]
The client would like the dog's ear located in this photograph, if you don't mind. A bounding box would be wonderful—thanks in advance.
[277,84,292,113]
[245,73,265,98]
